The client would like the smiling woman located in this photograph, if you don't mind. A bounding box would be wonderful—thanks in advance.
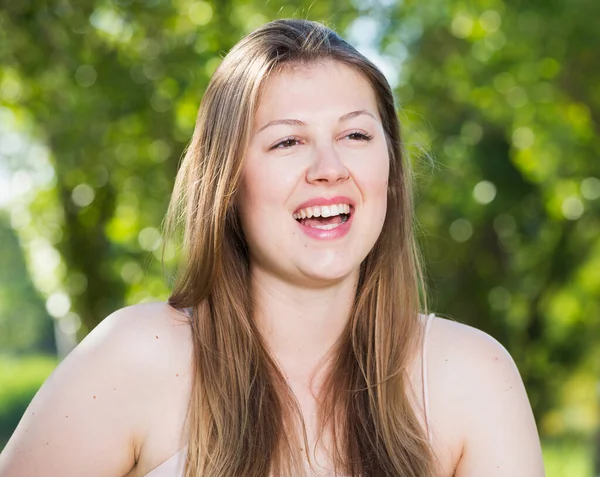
[0,19,545,477]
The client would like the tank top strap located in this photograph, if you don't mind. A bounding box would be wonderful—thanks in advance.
[422,312,435,443]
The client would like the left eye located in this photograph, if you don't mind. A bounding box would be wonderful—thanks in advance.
[272,138,301,149]
[346,132,373,141]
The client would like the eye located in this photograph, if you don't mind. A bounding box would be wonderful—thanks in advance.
[345,131,373,142]
[270,137,302,150]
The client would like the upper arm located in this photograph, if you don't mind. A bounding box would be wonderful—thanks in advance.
[0,305,162,477]
[445,322,545,476]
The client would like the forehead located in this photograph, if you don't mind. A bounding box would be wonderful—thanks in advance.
[254,60,380,125]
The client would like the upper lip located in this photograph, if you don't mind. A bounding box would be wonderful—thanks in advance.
[293,196,356,214]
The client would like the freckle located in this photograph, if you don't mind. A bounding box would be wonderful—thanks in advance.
[65,415,68,418]
[156,334,159,339]
[93,395,96,399]
[176,373,179,377]
[113,388,116,391]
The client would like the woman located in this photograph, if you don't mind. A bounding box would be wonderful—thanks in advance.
[0,19,544,477]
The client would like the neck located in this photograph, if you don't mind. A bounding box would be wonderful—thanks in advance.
[251,266,359,386]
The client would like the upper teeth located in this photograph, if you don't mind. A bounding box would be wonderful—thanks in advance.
[293,203,351,220]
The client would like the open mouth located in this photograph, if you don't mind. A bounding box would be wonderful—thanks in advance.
[292,203,353,230]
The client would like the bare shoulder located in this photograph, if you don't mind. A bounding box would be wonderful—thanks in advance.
[428,315,514,371]
[427,316,529,406]
[103,301,194,369]
[427,316,523,416]
[0,301,193,477]
[427,316,545,476]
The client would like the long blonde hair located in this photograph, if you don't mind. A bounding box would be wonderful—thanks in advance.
[163,18,435,476]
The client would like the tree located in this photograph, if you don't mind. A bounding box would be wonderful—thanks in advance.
[1,0,598,438]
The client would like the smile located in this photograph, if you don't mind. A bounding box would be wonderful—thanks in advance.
[292,202,354,238]
[292,203,351,230]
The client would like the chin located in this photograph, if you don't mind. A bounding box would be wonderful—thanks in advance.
[295,256,361,286]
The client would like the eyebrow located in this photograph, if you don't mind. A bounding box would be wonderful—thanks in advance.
[256,109,377,134]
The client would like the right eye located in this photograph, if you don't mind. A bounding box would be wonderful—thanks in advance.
[270,137,301,150]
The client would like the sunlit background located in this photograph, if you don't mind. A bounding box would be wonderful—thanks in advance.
[1,0,599,474]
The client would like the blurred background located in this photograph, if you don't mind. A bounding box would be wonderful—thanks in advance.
[0,0,598,474]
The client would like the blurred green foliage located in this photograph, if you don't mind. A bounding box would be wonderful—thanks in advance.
[390,0,600,432]
[0,0,598,470]
[0,213,55,353]
[0,354,58,449]
[543,438,594,477]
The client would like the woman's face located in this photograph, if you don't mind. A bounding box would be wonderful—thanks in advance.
[237,60,389,286]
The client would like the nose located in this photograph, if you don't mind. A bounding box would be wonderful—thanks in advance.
[306,143,350,184]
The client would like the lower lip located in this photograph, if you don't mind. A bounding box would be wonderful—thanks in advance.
[295,213,354,240]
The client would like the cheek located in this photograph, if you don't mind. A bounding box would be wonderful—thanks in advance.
[237,158,296,233]
[241,169,286,208]
[354,151,390,205]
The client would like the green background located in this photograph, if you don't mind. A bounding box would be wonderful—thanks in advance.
[1,0,598,474]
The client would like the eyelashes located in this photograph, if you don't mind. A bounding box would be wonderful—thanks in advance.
[269,131,374,150]
[347,132,374,142]
[272,138,301,150]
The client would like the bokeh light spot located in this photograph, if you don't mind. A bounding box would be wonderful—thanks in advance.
[506,86,528,108]
[473,181,497,204]
[90,7,121,35]
[72,183,95,207]
[561,197,584,220]
[149,139,172,163]
[46,292,71,318]
[1,75,23,102]
[581,177,600,200]
[189,2,213,26]
[449,218,473,242]
[75,65,98,87]
[66,272,88,295]
[480,10,502,33]
[451,14,473,39]
[443,136,467,159]
[461,121,483,145]
[121,261,144,284]
[59,312,82,334]
[138,227,162,251]
[512,127,535,149]
[12,170,33,197]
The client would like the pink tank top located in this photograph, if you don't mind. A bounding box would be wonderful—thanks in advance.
[144,312,435,476]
